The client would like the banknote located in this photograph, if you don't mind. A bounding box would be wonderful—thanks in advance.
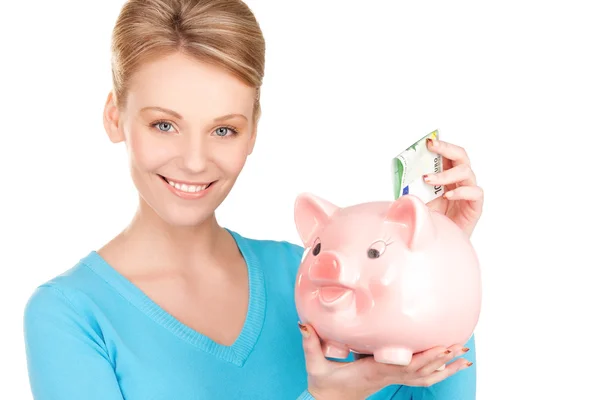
[392,129,444,203]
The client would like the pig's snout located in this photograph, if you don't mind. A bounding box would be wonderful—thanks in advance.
[308,252,351,286]
[307,251,358,310]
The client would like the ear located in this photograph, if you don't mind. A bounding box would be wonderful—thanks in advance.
[384,195,435,250]
[103,91,124,143]
[294,193,339,246]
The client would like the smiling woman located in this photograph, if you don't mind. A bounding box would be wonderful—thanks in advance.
[22,1,479,399]
[103,51,258,227]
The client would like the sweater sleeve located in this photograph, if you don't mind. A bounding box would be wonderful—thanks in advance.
[23,285,125,400]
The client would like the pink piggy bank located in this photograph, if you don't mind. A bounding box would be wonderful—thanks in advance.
[293,192,481,366]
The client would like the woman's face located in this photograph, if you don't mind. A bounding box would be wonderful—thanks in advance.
[103,52,257,227]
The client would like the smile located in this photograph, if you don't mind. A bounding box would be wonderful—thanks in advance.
[158,175,215,199]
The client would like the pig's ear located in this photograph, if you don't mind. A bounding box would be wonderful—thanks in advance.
[384,195,435,250]
[294,193,339,246]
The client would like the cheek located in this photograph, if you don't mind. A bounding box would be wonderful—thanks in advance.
[213,143,249,174]
[127,128,175,172]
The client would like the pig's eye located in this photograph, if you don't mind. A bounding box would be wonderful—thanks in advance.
[312,239,321,256]
[368,240,387,259]
[367,249,380,258]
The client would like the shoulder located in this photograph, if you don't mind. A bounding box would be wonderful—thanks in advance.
[228,228,307,276]
[23,252,108,334]
[230,228,304,259]
[248,237,305,261]
[23,254,123,393]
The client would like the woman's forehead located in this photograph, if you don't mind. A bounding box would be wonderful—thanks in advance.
[126,53,256,118]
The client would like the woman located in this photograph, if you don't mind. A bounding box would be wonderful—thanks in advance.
[23,0,483,399]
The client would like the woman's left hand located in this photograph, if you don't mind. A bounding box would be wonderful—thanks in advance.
[422,138,484,238]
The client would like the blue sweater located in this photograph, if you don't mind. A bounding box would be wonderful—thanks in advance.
[23,229,476,399]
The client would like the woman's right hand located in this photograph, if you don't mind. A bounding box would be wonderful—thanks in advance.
[299,323,472,400]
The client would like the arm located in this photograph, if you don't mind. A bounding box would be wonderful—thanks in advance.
[398,334,477,400]
[23,285,125,400]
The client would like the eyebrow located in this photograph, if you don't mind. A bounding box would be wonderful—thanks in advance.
[140,106,247,123]
[214,113,248,123]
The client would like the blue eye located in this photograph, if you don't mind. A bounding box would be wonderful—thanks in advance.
[153,121,174,132]
[215,127,233,137]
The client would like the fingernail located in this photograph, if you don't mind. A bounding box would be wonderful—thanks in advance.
[426,138,433,147]
[462,347,470,353]
[459,361,473,371]
[444,191,453,198]
[298,322,309,338]
[423,174,431,182]
[439,349,451,357]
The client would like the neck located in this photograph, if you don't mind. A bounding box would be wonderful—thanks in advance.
[111,197,231,273]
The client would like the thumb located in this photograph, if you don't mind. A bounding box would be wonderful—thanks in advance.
[298,322,327,375]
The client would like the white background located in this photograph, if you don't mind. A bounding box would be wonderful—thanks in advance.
[1,1,599,399]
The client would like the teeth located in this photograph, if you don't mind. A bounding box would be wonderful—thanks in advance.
[167,180,208,193]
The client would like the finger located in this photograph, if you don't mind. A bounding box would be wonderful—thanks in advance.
[298,322,328,376]
[415,358,473,387]
[427,139,470,166]
[444,185,484,206]
[417,344,469,376]
[423,163,476,187]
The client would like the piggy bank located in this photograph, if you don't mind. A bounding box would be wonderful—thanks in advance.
[293,192,481,366]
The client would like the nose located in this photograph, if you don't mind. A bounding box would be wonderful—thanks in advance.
[308,252,355,287]
[180,135,209,173]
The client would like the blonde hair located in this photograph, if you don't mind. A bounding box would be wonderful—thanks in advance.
[110,0,265,120]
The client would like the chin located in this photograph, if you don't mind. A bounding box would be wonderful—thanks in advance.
[147,197,215,226]
[163,193,232,229]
